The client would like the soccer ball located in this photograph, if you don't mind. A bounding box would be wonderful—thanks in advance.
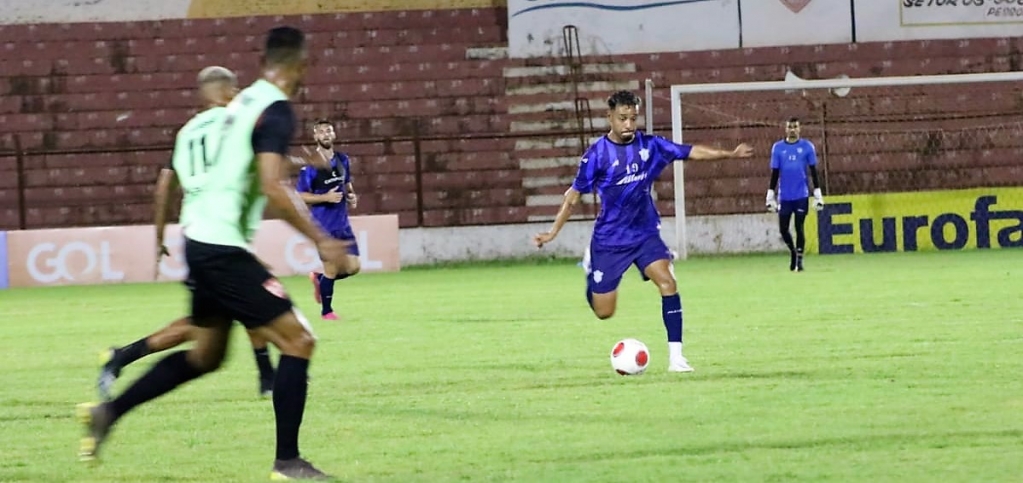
[610,338,650,376]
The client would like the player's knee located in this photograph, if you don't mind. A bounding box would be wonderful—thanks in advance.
[293,332,317,358]
[186,349,225,374]
[593,306,615,320]
[344,256,361,276]
[656,278,677,295]
[280,329,317,358]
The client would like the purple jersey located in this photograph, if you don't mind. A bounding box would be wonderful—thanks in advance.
[296,152,353,234]
[572,131,692,248]
[770,138,817,201]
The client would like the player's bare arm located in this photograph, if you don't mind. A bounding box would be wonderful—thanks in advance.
[688,143,754,160]
[345,182,357,208]
[298,189,344,205]
[533,187,582,248]
[153,167,178,258]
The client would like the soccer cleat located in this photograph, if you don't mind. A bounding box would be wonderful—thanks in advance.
[76,402,114,463]
[789,251,797,271]
[795,253,804,272]
[321,312,338,321]
[97,348,120,402]
[309,272,322,304]
[270,457,333,481]
[668,356,695,373]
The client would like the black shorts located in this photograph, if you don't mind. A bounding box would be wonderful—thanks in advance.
[779,198,809,217]
[184,237,293,329]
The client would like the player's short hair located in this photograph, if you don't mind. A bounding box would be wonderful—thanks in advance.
[787,117,800,124]
[196,66,236,86]
[313,118,333,128]
[607,90,641,110]
[263,26,306,67]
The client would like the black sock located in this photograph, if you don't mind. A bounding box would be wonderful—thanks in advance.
[317,275,335,315]
[254,347,275,382]
[109,351,203,422]
[112,338,151,369]
[274,355,310,461]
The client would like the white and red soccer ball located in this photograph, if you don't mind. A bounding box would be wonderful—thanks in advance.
[610,338,649,375]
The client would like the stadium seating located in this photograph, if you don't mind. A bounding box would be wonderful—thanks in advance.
[0,7,1018,229]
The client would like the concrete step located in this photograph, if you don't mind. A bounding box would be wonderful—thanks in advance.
[511,117,616,133]
[465,46,508,60]
[503,63,636,78]
[518,156,581,170]
[522,175,575,189]
[506,80,640,97]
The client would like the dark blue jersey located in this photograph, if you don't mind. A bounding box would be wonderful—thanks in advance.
[572,131,692,248]
[296,151,353,231]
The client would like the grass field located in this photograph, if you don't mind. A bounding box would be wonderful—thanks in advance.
[1,250,1022,482]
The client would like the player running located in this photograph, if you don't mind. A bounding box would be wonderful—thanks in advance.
[765,117,824,272]
[296,119,361,320]
[96,66,277,402]
[77,26,349,480]
[532,90,753,373]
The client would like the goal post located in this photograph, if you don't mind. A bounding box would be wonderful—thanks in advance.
[668,71,1023,260]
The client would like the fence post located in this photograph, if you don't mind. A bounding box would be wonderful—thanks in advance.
[12,134,26,230]
[412,119,424,227]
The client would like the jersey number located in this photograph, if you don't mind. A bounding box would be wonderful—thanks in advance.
[189,135,211,176]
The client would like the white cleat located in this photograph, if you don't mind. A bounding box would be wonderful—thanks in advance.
[668,357,695,373]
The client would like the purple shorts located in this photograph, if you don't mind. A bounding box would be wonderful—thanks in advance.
[327,225,359,256]
[583,235,673,294]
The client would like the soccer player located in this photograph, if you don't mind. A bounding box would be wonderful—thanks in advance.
[765,117,824,272]
[77,26,349,480]
[96,66,277,402]
[296,119,361,320]
[532,90,753,373]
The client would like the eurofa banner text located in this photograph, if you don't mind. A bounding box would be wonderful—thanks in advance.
[806,187,1023,254]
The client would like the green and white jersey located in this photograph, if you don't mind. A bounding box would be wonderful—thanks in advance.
[179,79,292,248]
[170,106,225,234]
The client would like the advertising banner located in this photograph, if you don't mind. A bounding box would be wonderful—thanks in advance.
[856,0,1023,42]
[507,0,740,58]
[7,215,400,288]
[806,187,1023,254]
[740,0,853,47]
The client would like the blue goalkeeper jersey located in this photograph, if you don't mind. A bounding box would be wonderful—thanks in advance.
[572,131,692,248]
[770,138,818,201]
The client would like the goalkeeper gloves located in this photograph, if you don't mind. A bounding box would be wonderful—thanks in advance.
[813,188,824,211]
[765,190,778,212]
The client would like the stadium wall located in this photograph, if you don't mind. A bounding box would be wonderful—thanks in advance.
[0,2,1021,245]
[4,184,1021,288]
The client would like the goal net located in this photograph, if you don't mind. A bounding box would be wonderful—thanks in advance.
[667,71,1023,259]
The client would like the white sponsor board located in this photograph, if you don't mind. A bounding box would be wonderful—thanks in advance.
[740,0,853,47]
[507,0,741,58]
[399,214,785,266]
[857,0,1023,41]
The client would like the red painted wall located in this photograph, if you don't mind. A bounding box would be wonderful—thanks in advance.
[0,8,1018,230]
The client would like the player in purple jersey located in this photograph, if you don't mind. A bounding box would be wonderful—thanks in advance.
[533,90,753,373]
[297,119,361,320]
[766,118,825,272]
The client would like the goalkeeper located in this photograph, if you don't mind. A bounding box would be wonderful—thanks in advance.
[766,118,824,272]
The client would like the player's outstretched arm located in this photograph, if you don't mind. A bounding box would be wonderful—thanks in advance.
[259,153,330,244]
[688,143,753,160]
[533,188,582,248]
[153,167,178,258]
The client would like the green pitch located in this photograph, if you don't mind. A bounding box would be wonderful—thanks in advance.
[1,250,1021,482]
